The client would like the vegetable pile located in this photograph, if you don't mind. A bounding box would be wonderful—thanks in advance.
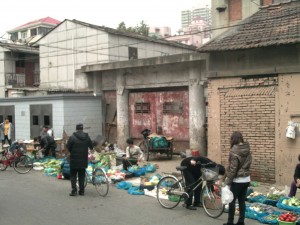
[278,212,297,223]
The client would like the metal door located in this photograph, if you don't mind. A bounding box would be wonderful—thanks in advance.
[30,104,53,138]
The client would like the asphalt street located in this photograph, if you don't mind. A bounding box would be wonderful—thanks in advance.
[0,166,261,225]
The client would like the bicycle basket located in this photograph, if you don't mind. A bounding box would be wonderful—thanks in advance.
[201,167,219,181]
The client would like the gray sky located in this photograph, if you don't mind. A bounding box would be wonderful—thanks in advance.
[0,0,211,38]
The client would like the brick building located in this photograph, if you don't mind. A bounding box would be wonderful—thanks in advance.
[200,1,300,184]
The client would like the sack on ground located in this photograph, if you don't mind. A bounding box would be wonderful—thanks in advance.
[221,185,234,204]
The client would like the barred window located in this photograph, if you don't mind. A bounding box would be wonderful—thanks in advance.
[135,102,150,113]
[163,102,183,114]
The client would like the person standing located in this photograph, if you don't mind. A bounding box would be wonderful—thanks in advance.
[181,156,225,210]
[122,138,144,170]
[67,123,93,196]
[0,117,13,145]
[223,131,252,225]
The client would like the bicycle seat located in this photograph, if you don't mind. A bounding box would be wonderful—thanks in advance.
[176,166,187,171]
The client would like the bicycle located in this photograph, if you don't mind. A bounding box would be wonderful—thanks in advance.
[77,160,110,197]
[156,162,224,218]
[0,142,33,174]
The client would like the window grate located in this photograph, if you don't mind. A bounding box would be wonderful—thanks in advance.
[163,102,183,114]
[135,102,150,113]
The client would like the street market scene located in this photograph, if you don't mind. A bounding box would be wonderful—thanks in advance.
[1,0,300,225]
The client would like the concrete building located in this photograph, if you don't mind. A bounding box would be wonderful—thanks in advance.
[35,19,196,90]
[181,6,211,29]
[0,19,196,143]
[7,17,60,45]
[167,17,211,48]
[211,0,273,38]
[81,53,208,153]
[149,27,172,39]
[199,0,300,184]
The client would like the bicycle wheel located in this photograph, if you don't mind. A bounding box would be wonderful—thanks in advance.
[93,167,109,197]
[201,183,224,218]
[13,155,33,174]
[0,155,8,171]
[156,176,183,209]
[139,140,149,161]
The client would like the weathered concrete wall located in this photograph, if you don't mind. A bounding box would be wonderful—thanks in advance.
[208,45,300,77]
[276,74,300,185]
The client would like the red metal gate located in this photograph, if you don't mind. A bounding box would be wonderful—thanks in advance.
[129,90,189,141]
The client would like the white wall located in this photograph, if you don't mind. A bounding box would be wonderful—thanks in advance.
[38,20,194,90]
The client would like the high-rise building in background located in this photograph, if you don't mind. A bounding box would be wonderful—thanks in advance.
[181,5,211,29]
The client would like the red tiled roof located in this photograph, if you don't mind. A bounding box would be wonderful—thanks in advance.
[199,1,300,52]
[13,17,60,30]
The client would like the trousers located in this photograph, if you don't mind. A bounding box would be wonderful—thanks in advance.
[70,168,86,194]
[227,182,250,224]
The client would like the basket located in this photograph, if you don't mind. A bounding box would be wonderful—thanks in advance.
[278,219,296,225]
[201,167,219,181]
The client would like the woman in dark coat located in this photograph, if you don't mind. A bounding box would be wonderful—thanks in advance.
[224,131,252,225]
[67,123,93,196]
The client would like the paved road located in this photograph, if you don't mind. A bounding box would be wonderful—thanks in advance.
[0,167,260,225]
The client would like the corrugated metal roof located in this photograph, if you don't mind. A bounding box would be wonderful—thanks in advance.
[199,1,300,52]
[225,86,275,97]
[9,17,60,32]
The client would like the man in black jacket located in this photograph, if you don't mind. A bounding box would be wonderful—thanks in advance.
[181,156,225,210]
[67,123,93,196]
[39,134,57,158]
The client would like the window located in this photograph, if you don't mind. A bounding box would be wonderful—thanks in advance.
[32,115,39,125]
[163,102,183,114]
[10,33,18,41]
[30,28,37,36]
[0,115,3,122]
[21,31,27,39]
[128,47,138,60]
[135,102,150,113]
[38,27,52,35]
[16,60,25,68]
[7,115,12,123]
[44,115,50,126]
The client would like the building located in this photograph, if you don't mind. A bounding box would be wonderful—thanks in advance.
[181,5,211,29]
[199,0,300,184]
[7,17,60,45]
[35,19,196,91]
[0,18,196,142]
[149,26,172,39]
[167,17,211,48]
[211,0,273,38]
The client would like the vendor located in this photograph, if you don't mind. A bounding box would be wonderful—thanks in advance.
[122,138,144,170]
[289,154,300,197]
[61,156,71,179]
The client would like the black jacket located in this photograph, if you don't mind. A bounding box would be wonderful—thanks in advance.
[181,156,217,177]
[293,164,300,182]
[40,135,56,149]
[67,130,93,169]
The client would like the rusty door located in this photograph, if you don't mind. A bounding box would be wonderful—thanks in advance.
[129,90,189,141]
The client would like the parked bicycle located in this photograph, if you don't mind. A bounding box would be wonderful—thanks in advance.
[0,141,33,174]
[156,162,224,218]
[77,160,110,197]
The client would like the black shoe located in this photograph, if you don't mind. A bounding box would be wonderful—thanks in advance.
[234,223,245,225]
[186,205,197,210]
[193,202,203,207]
[79,192,84,196]
[69,192,77,196]
[223,223,234,225]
